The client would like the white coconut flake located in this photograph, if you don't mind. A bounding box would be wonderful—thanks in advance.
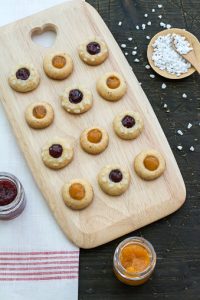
[152,8,155,12]
[158,15,162,19]
[166,24,172,29]
[182,93,187,98]
[132,51,137,55]
[187,123,192,129]
[142,24,146,30]
[147,21,152,26]
[160,22,166,28]
[158,4,163,8]
[145,64,150,69]
[136,25,140,30]
[173,34,193,54]
[118,21,122,26]
[190,146,194,151]
[121,44,126,48]
[134,46,137,50]
[161,83,167,89]
[134,58,140,62]
[146,35,151,40]
[150,74,155,78]
[125,52,128,56]
[128,37,133,41]
[163,103,167,108]
[177,145,183,150]
[151,33,192,76]
[177,130,183,135]
[144,14,148,17]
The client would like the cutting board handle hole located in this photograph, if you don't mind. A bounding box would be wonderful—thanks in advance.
[31,24,57,48]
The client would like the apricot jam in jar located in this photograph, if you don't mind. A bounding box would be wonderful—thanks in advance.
[113,237,156,286]
[0,172,26,220]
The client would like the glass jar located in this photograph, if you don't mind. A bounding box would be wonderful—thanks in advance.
[113,236,156,286]
[0,172,26,220]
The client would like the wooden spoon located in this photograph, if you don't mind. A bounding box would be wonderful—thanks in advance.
[173,37,200,74]
[147,28,200,79]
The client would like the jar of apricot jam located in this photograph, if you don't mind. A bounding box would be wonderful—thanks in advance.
[0,172,26,220]
[113,237,156,286]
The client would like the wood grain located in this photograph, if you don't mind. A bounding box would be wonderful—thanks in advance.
[0,0,186,249]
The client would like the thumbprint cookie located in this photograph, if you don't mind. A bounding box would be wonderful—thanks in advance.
[78,37,108,66]
[98,165,130,196]
[43,52,73,80]
[113,111,144,140]
[25,102,54,129]
[8,64,40,92]
[96,72,127,101]
[61,85,93,114]
[62,179,93,210]
[41,137,74,170]
[134,149,166,180]
[80,127,109,154]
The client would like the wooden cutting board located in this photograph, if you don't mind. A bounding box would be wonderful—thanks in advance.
[0,0,186,248]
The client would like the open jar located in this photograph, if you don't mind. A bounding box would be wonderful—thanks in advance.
[0,172,26,220]
[113,236,156,286]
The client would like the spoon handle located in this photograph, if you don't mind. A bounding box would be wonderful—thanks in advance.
[184,52,200,74]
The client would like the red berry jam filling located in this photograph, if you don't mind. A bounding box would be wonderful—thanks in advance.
[16,68,30,80]
[49,144,63,158]
[69,89,83,104]
[122,115,135,128]
[109,169,123,183]
[0,179,17,206]
[87,42,101,55]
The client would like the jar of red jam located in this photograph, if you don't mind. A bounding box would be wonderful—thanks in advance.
[0,172,26,220]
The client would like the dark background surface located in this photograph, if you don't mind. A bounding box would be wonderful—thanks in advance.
[79,1,200,299]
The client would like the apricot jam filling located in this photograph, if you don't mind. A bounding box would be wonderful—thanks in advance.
[120,244,150,274]
[69,183,85,200]
[87,129,102,143]
[52,56,66,69]
[33,105,47,119]
[106,76,120,89]
[143,156,159,171]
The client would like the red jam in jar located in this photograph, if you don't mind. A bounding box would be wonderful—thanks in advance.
[0,173,26,220]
